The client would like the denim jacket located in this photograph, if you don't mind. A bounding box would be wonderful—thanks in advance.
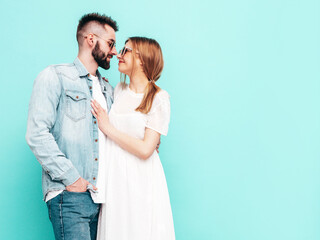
[26,58,113,200]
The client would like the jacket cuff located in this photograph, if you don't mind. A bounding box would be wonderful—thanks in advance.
[60,167,81,186]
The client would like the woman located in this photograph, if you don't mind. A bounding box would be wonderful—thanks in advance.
[91,37,175,240]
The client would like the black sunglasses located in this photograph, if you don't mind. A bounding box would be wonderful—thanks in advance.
[118,46,133,57]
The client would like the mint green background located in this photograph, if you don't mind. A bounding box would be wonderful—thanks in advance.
[1,0,319,239]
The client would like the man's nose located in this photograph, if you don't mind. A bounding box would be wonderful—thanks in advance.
[111,47,117,55]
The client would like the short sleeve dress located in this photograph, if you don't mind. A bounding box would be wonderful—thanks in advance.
[97,83,175,240]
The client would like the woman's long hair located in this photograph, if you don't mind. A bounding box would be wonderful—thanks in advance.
[122,37,164,114]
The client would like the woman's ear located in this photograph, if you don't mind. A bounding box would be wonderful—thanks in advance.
[135,56,143,67]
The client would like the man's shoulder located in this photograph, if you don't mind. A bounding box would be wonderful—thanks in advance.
[42,63,74,73]
[49,63,76,72]
[44,63,79,80]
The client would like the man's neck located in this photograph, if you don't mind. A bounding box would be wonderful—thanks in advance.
[77,52,98,76]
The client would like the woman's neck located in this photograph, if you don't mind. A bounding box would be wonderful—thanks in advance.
[129,73,149,93]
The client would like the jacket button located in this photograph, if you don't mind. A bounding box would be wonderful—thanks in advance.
[94,121,97,124]
[95,139,98,142]
[95,158,98,161]
[89,86,92,90]
[93,177,96,180]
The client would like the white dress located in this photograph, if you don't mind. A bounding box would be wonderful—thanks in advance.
[97,83,175,240]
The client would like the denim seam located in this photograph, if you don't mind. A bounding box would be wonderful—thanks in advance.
[49,200,51,220]
[90,204,101,223]
[46,200,52,221]
[59,192,65,240]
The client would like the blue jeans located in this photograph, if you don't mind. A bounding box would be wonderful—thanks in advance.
[46,191,100,240]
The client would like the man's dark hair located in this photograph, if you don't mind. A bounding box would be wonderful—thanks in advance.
[76,13,118,44]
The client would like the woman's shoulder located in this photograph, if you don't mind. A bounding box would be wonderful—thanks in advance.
[114,82,127,97]
[155,88,170,102]
[115,82,127,91]
[149,88,170,114]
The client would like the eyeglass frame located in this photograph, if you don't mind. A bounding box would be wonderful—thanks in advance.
[118,46,133,57]
[83,33,116,49]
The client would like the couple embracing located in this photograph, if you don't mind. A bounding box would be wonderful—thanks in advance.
[26,13,175,240]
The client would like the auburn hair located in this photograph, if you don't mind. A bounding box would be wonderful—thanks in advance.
[122,37,164,114]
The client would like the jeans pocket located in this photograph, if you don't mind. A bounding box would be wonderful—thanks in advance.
[65,90,87,121]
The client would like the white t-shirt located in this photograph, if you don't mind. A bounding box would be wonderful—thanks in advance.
[90,74,108,203]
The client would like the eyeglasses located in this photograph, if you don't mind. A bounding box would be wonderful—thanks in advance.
[84,33,116,49]
[118,46,133,57]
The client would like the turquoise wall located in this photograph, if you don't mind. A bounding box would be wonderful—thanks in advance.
[1,0,319,239]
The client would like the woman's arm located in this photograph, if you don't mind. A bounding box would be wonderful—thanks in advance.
[91,100,160,160]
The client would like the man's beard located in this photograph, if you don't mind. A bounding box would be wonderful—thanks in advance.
[92,42,111,70]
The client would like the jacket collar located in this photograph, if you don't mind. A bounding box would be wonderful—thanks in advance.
[73,57,90,77]
[74,58,108,93]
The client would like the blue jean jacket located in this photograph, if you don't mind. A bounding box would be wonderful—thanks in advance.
[26,58,113,200]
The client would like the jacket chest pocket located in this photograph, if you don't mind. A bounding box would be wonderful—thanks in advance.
[65,90,87,121]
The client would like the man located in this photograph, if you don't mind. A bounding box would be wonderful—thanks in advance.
[26,13,118,240]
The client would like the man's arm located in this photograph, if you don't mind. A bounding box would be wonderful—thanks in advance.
[26,66,81,187]
[156,138,160,153]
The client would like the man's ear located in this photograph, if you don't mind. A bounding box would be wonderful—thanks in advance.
[85,34,95,47]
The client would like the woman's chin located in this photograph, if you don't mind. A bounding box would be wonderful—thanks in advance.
[118,68,127,75]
